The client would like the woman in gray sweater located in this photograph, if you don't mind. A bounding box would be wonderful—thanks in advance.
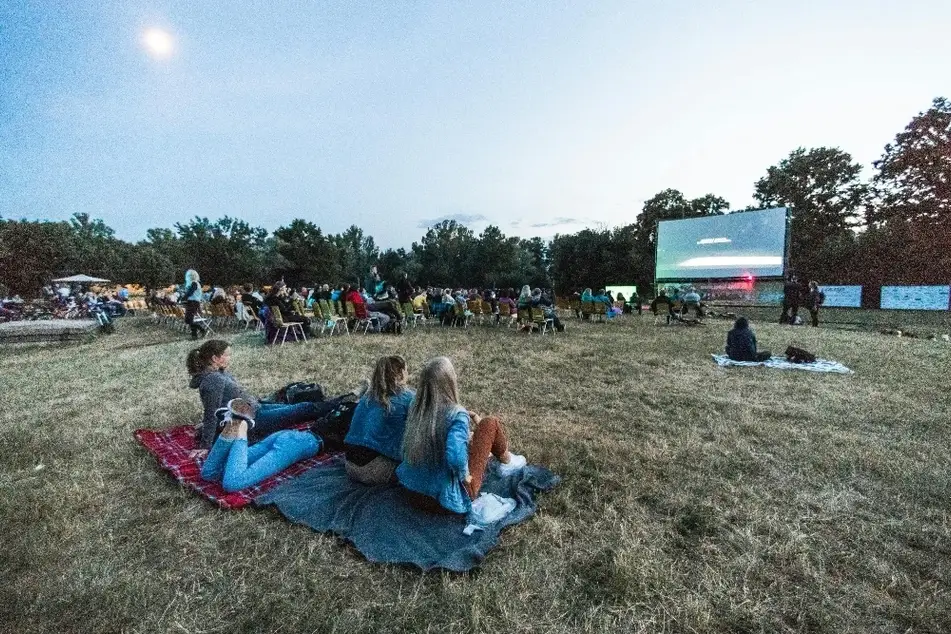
[188,340,345,449]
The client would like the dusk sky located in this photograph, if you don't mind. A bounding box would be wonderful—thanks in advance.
[2,1,949,247]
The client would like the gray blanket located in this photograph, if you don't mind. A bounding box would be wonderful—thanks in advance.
[255,455,560,572]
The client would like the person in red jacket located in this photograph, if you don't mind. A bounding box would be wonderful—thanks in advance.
[344,284,390,332]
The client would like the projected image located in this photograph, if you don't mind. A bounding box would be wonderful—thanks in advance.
[655,207,788,280]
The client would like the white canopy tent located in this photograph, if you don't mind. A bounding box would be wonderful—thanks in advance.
[52,274,112,284]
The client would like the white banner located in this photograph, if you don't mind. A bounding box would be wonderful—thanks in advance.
[880,285,950,310]
[819,285,862,308]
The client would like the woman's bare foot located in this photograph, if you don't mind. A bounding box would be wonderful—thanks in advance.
[220,418,248,440]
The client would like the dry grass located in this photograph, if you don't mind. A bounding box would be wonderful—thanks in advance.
[1,315,949,633]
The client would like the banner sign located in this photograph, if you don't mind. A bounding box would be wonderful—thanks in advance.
[880,285,950,310]
[819,285,862,308]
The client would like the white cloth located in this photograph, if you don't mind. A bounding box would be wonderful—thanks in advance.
[711,354,853,374]
[463,493,517,535]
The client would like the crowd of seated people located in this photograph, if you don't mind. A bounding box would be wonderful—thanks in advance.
[158,270,726,341]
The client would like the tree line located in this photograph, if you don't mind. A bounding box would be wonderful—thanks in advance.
[1,98,948,300]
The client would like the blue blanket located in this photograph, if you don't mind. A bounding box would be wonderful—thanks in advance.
[255,455,560,571]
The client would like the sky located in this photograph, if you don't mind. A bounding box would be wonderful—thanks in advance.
[2,0,949,248]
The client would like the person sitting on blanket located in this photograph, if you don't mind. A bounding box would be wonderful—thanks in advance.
[396,357,526,515]
[343,355,415,485]
[725,316,771,362]
[200,398,324,492]
[188,339,352,450]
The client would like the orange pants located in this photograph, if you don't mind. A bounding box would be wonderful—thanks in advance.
[465,416,509,499]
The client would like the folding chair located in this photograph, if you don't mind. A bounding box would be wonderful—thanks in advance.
[265,305,306,345]
[466,299,483,325]
[401,302,421,327]
[530,307,554,335]
[516,307,531,331]
[318,299,348,336]
[345,301,378,335]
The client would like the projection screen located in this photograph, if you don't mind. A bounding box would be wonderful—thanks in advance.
[655,207,788,281]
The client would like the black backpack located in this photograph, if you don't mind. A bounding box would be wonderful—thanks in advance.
[265,381,326,404]
[285,382,326,404]
[785,345,816,364]
[310,399,359,451]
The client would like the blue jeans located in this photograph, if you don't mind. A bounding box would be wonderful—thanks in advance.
[249,398,346,443]
[201,430,321,492]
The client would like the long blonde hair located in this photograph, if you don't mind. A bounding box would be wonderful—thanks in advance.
[368,355,407,412]
[402,356,460,466]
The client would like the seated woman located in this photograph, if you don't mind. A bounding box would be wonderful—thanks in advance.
[264,281,311,333]
[396,357,526,515]
[529,287,564,331]
[344,284,390,332]
[344,355,414,485]
[726,316,771,362]
[188,339,353,449]
[201,398,322,492]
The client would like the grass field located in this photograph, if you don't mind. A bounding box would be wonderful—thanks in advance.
[2,314,950,633]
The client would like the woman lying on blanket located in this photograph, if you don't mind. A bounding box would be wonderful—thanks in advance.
[187,339,352,450]
[200,398,324,492]
[396,356,526,515]
[343,355,414,486]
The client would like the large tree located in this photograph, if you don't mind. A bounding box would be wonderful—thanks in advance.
[174,216,270,286]
[870,97,951,228]
[411,220,476,287]
[272,220,340,287]
[754,147,866,280]
[0,219,76,294]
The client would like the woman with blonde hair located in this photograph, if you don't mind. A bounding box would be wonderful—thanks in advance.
[344,355,414,485]
[396,357,525,515]
[183,269,206,340]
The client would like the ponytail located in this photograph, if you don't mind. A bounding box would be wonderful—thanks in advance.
[186,339,230,375]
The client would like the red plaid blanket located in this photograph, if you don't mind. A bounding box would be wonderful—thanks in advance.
[134,425,338,509]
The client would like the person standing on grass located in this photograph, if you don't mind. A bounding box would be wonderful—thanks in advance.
[344,355,414,486]
[396,357,526,515]
[187,339,354,450]
[183,269,207,340]
[780,274,801,325]
[806,281,824,327]
[726,316,772,362]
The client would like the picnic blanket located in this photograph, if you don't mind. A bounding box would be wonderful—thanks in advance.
[711,354,853,374]
[256,455,560,572]
[134,425,337,509]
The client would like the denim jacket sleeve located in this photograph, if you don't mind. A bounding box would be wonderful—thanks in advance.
[445,409,470,480]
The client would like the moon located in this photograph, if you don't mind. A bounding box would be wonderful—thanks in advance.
[142,28,174,58]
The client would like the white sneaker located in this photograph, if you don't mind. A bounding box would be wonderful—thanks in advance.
[496,453,526,476]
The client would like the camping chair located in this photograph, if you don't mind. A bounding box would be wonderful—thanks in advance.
[497,302,515,327]
[262,305,306,346]
[318,299,348,336]
[401,302,421,327]
[467,299,483,325]
[530,307,554,335]
[453,302,472,328]
[569,299,582,319]
[653,300,674,325]
[516,307,531,331]
[580,301,594,320]
[345,301,378,335]
[594,302,607,322]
